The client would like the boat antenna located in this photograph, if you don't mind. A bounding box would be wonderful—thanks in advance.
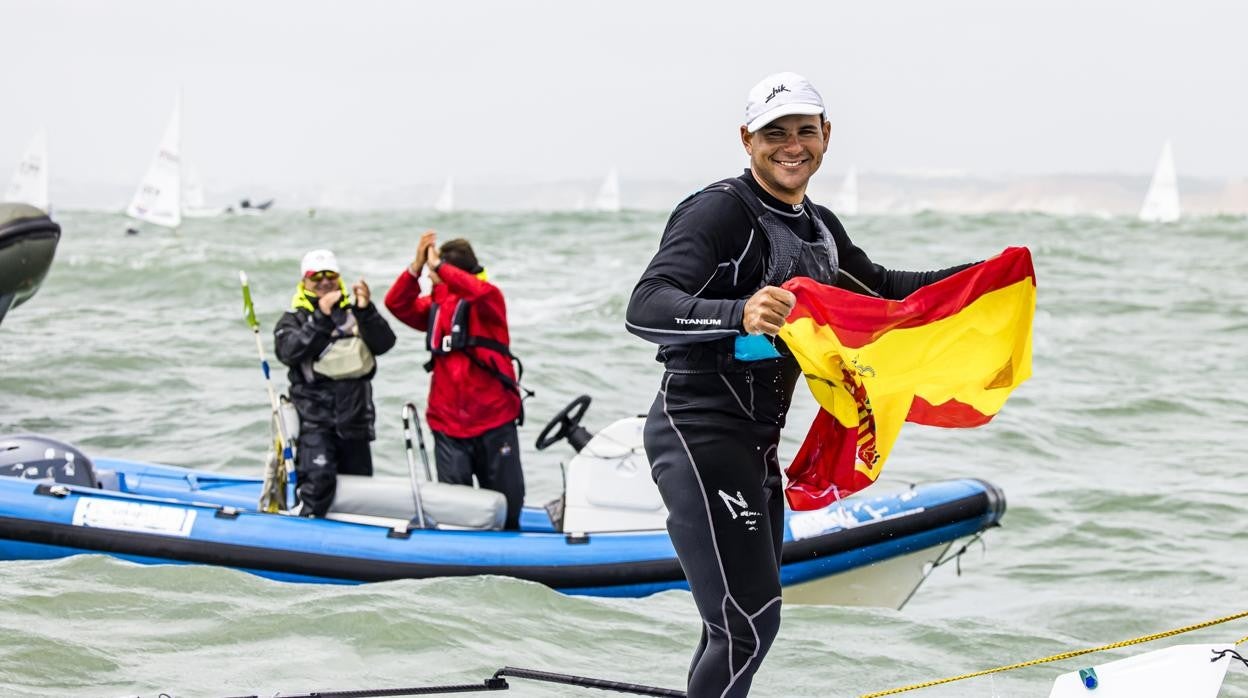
[239,270,294,512]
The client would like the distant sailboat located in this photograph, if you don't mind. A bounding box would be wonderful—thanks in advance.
[182,161,224,218]
[235,198,275,215]
[5,129,49,213]
[833,165,859,216]
[434,176,454,213]
[1139,140,1180,223]
[126,97,183,231]
[593,168,621,212]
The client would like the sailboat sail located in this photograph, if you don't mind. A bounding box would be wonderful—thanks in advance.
[834,165,859,216]
[183,161,205,211]
[434,176,454,212]
[593,168,620,212]
[1139,140,1180,223]
[5,129,49,212]
[127,98,182,229]
[181,160,222,217]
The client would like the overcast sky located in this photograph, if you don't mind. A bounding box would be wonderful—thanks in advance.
[2,0,1245,202]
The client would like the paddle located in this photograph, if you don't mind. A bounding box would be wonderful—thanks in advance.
[239,271,294,513]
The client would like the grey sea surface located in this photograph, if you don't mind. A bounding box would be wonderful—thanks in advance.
[1,209,1245,697]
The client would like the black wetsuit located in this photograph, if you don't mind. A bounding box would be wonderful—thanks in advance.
[625,170,968,697]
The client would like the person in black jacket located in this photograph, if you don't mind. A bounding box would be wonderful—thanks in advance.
[275,249,396,517]
[625,72,973,697]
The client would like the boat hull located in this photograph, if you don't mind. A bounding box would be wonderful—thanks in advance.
[0,458,1004,607]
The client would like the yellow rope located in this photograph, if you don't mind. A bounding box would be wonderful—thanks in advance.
[860,609,1248,697]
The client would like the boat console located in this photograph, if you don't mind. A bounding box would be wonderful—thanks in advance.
[558,416,666,533]
[536,396,667,533]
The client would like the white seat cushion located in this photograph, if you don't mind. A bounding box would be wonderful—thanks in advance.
[329,475,506,530]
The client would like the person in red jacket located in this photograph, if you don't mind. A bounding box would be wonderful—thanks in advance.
[385,230,526,529]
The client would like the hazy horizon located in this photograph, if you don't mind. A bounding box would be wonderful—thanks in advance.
[3,0,1246,209]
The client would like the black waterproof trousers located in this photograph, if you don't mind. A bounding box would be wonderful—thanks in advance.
[433,421,526,530]
[644,367,789,698]
[295,429,374,517]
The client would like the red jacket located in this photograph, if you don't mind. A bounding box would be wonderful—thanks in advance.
[385,263,521,438]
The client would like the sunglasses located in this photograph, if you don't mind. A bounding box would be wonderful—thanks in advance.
[306,270,339,282]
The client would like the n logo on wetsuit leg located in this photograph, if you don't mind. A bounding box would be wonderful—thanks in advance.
[717,489,762,531]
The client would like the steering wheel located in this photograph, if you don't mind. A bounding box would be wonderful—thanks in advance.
[535,395,592,451]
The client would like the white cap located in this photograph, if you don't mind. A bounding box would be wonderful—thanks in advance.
[744,72,826,133]
[300,249,340,276]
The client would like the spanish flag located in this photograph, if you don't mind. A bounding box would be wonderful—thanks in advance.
[778,246,1035,510]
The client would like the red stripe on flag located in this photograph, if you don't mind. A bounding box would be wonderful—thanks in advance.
[784,246,1035,349]
[784,409,870,510]
[906,396,993,428]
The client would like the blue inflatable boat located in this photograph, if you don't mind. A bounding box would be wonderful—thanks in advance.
[0,423,1005,608]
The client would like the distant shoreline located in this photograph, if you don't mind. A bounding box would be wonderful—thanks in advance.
[32,172,1248,216]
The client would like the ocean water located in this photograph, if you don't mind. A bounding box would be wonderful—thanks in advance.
[1,209,1246,697]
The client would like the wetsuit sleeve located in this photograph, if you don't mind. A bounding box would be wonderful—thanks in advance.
[626,195,748,345]
[355,302,396,356]
[873,262,976,299]
[383,267,433,331]
[273,309,333,366]
[822,209,977,301]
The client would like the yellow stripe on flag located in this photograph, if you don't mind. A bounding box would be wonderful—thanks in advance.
[777,247,1036,509]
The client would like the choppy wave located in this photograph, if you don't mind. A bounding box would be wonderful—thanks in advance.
[1,210,1246,697]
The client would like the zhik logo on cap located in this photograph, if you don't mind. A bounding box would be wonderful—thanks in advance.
[745,71,825,133]
[764,84,790,103]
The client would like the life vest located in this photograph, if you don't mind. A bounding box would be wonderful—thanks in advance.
[424,297,534,425]
[291,282,375,381]
[705,177,841,362]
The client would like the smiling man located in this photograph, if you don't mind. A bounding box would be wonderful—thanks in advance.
[625,72,973,697]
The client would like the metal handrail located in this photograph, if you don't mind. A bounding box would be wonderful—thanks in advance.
[401,402,433,528]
